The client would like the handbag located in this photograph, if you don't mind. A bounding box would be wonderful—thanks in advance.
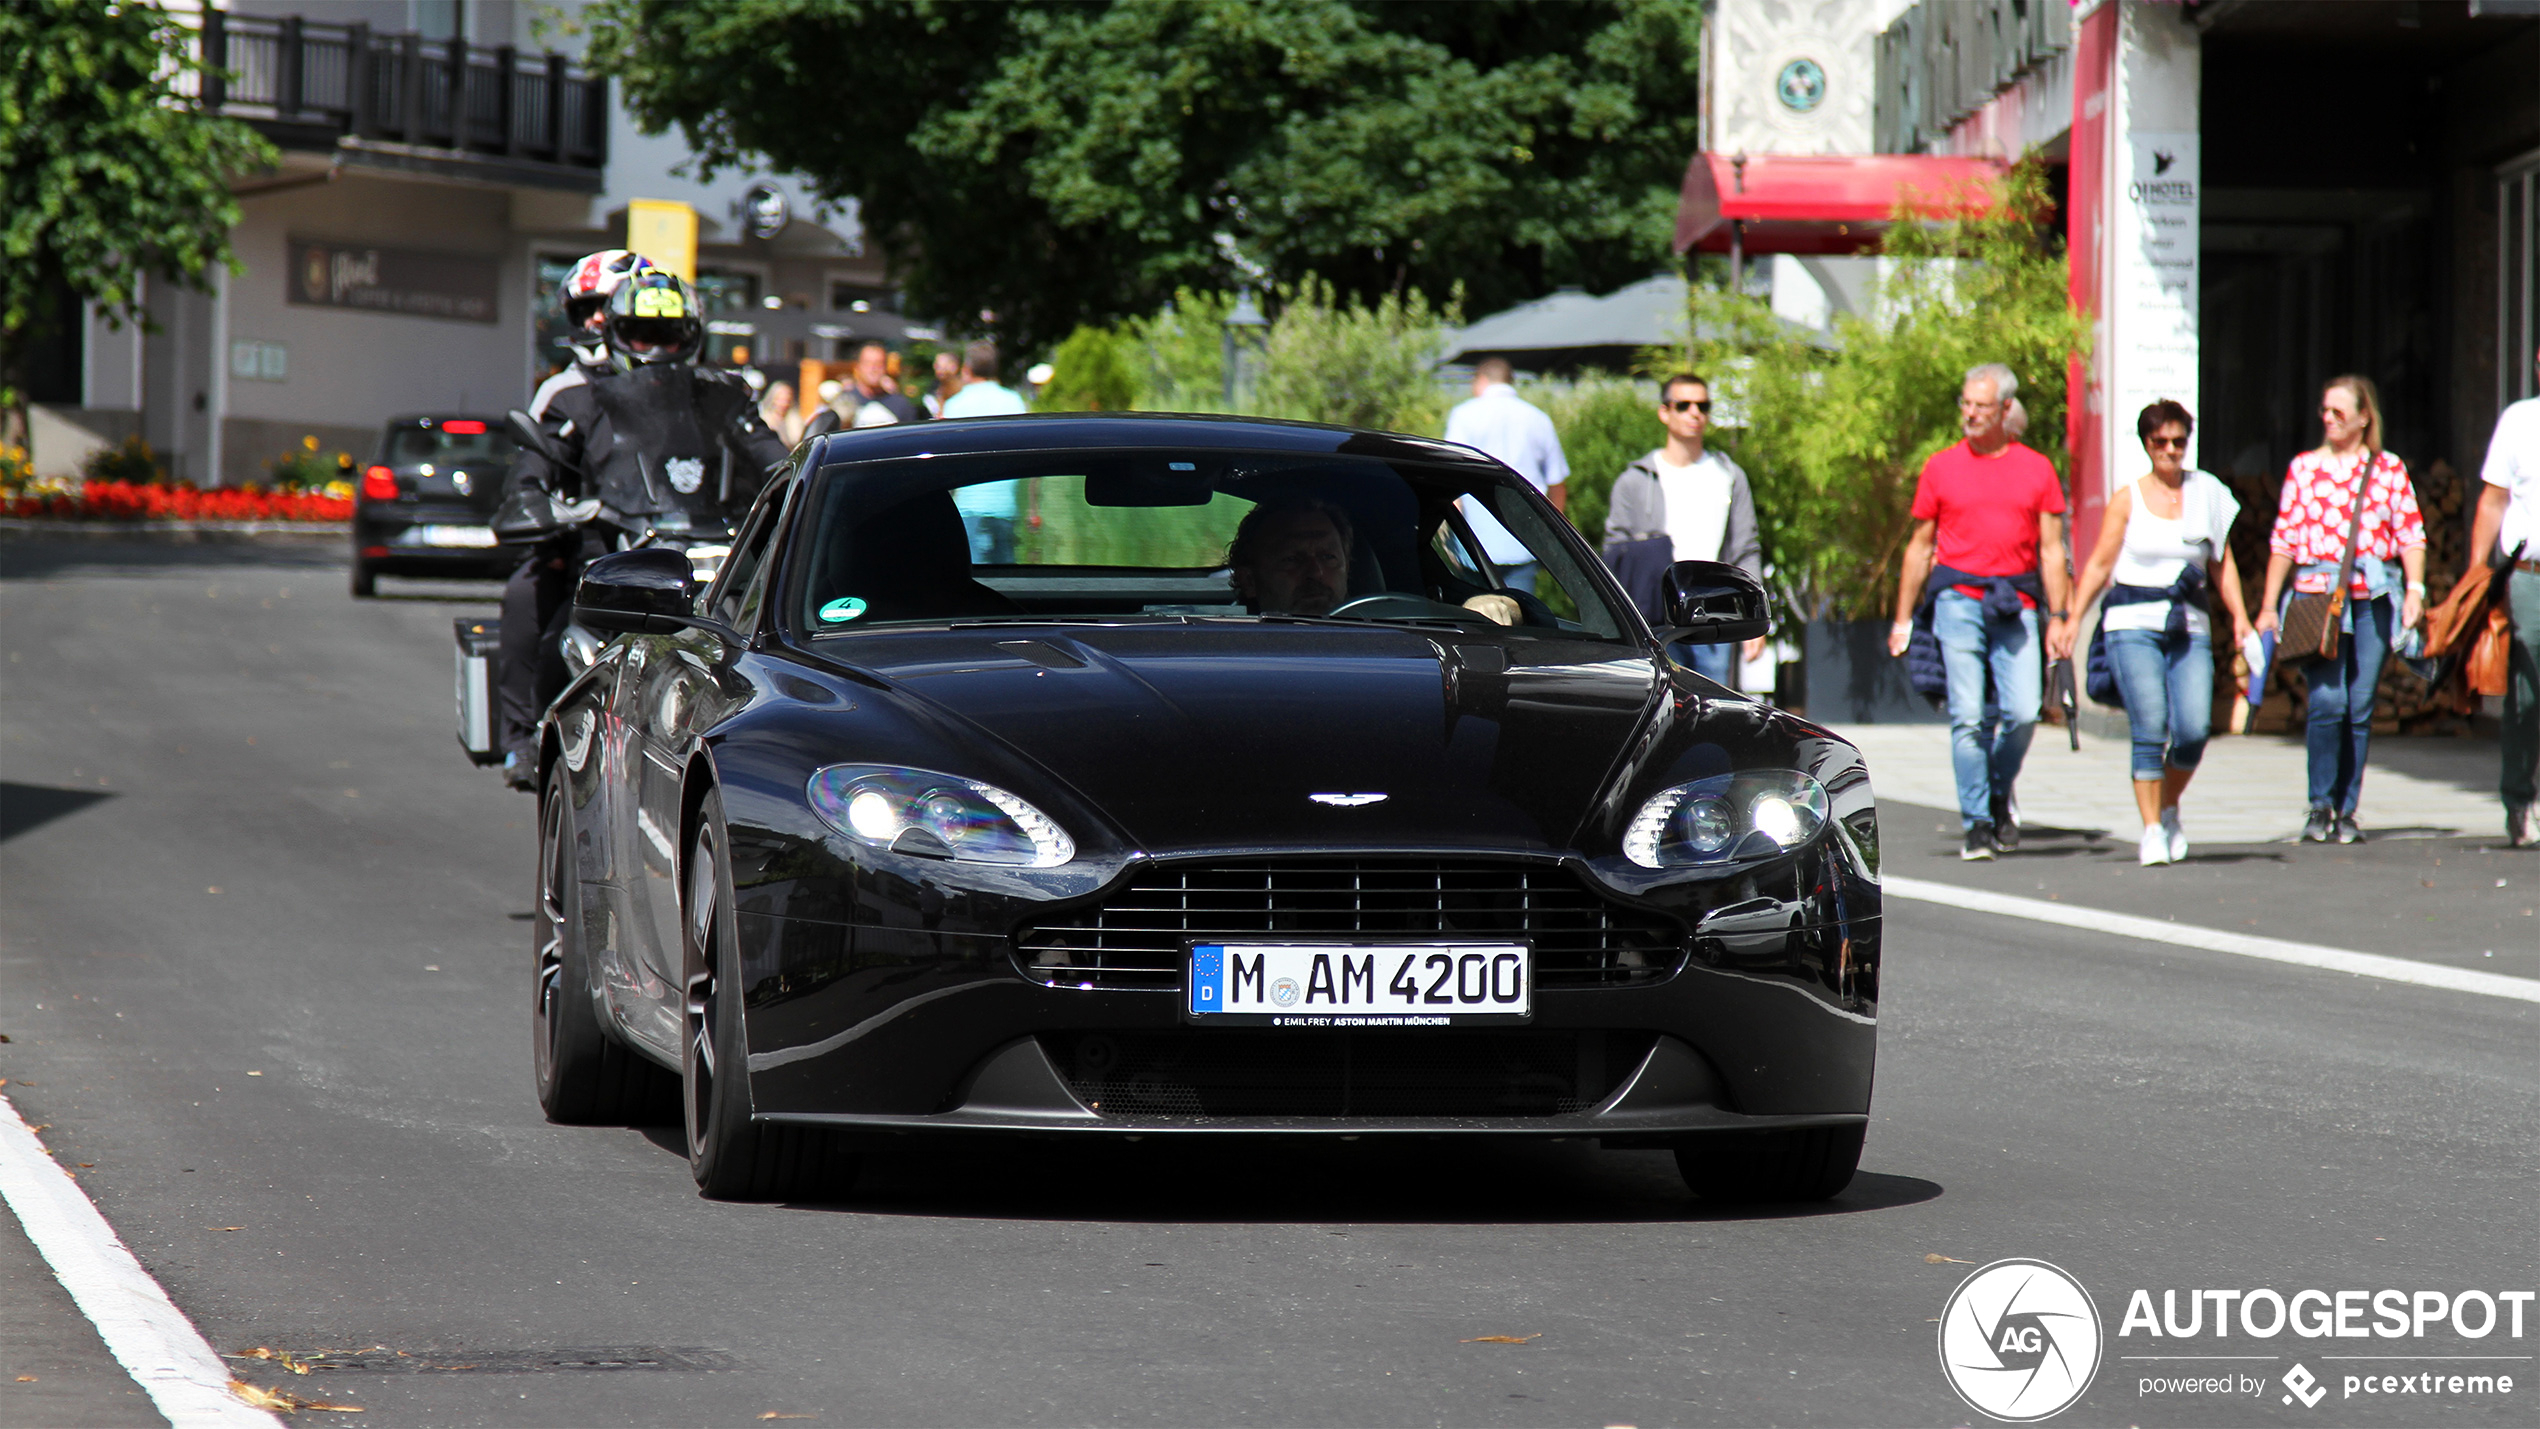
[2276,448,2376,664]
[2467,607,2515,697]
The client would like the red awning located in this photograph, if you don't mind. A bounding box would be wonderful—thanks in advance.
[1673,152,2006,256]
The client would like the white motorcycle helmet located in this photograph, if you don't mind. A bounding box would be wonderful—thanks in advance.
[556,250,652,367]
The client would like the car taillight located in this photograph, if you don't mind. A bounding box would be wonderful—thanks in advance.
[441,419,487,435]
[362,465,398,500]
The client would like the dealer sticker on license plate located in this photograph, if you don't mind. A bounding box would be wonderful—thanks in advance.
[1186,943,1530,1026]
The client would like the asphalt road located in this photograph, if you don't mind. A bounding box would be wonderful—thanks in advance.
[4,538,2534,1428]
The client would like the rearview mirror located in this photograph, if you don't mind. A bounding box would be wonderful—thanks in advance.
[573,548,699,633]
[1658,561,1769,644]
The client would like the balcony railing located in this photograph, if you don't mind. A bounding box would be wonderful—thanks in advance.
[176,11,607,179]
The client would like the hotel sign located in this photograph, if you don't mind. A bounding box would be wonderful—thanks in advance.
[288,241,498,324]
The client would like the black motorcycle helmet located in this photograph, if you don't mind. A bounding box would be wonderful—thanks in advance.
[603,269,705,367]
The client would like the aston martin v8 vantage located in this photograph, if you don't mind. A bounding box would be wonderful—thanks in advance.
[531,414,1882,1201]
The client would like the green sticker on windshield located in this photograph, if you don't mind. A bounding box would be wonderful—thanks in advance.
[818,596,868,623]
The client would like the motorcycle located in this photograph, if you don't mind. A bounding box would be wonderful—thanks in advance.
[453,407,775,768]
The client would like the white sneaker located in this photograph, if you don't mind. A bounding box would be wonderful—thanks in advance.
[2161,807,2188,863]
[2139,825,2172,866]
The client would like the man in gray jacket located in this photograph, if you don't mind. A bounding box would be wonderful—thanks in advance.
[1602,372,1765,685]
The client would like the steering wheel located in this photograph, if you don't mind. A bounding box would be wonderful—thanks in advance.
[1326,592,1496,623]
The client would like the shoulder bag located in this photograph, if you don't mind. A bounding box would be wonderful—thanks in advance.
[2276,449,2375,665]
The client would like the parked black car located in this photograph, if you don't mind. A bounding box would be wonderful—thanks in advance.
[531,414,1883,1204]
[350,415,522,596]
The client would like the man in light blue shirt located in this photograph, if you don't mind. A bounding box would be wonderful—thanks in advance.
[1443,357,1568,595]
[941,342,1030,561]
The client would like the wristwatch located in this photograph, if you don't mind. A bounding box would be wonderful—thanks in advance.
[2047,610,2069,620]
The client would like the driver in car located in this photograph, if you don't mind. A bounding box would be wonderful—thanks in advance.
[1228,498,1353,616]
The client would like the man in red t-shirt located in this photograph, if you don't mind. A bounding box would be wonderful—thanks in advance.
[1887,363,2072,859]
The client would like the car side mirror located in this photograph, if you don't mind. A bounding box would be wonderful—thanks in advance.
[800,408,842,441]
[573,548,700,633]
[1659,560,1769,644]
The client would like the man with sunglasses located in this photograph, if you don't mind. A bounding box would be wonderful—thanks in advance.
[1889,362,2071,860]
[1603,373,1764,686]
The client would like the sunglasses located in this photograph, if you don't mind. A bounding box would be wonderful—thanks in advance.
[1667,399,1713,414]
[2147,435,2188,450]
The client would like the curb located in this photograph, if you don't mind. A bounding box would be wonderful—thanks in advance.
[0,519,349,544]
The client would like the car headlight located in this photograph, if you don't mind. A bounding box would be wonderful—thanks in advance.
[806,765,1076,867]
[1623,770,1829,869]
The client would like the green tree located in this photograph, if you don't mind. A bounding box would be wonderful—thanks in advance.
[1037,325,1140,412]
[584,0,1702,355]
[0,1,276,447]
[1675,160,2088,620]
[1120,289,1238,414]
[1249,277,1455,434]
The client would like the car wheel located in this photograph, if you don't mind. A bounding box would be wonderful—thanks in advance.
[1675,1123,1864,1203]
[349,557,377,598]
[533,775,673,1124]
[683,789,859,1201]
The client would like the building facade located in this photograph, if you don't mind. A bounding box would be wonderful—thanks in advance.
[1871,0,2539,563]
[27,0,913,486]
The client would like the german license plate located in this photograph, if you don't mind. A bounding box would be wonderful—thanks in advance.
[1186,943,1530,1027]
[412,524,497,548]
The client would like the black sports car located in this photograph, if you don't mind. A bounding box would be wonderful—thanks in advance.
[532,414,1882,1203]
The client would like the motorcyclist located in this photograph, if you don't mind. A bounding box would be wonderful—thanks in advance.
[528,249,652,419]
[491,268,792,788]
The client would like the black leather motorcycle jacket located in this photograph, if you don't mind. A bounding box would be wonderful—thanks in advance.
[495,364,790,544]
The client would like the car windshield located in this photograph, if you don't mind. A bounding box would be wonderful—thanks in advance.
[792,449,1631,641]
[386,423,512,468]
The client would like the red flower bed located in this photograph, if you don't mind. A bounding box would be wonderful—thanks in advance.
[5,481,353,523]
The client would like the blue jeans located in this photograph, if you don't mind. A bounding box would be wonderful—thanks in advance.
[1934,589,2042,824]
[1678,640,1735,687]
[962,514,1015,565]
[2104,626,2212,782]
[1499,562,1541,598]
[2297,593,2391,814]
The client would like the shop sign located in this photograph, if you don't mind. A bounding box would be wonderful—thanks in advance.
[288,241,498,324]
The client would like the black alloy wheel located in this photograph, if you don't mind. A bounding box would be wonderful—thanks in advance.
[1675,1123,1865,1203]
[682,789,858,1201]
[533,773,673,1123]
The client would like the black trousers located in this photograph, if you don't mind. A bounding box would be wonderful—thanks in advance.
[496,536,588,762]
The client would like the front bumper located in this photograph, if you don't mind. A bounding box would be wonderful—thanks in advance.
[763,1033,1871,1141]
[730,907,1880,1131]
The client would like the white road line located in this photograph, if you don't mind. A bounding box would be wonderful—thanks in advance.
[0,1094,282,1428]
[1883,876,2540,1005]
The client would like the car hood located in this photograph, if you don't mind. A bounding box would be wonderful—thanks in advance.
[841,624,1661,853]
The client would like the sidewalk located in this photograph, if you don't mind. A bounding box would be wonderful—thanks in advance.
[1830,723,2508,844]
[1836,726,2539,975]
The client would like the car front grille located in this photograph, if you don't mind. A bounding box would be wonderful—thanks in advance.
[1014,858,1687,991]
[1040,1029,1657,1118]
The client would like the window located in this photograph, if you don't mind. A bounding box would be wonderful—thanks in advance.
[792,450,1627,642]
[829,282,891,314]
[711,479,793,630]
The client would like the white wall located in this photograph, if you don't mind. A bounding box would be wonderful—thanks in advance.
[2099,1,2202,477]
[1704,0,1887,156]
[223,175,531,435]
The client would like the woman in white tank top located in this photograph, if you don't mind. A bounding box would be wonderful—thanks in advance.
[2050,402,2256,865]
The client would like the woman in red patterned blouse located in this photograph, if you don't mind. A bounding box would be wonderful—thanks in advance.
[2255,374,2427,844]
